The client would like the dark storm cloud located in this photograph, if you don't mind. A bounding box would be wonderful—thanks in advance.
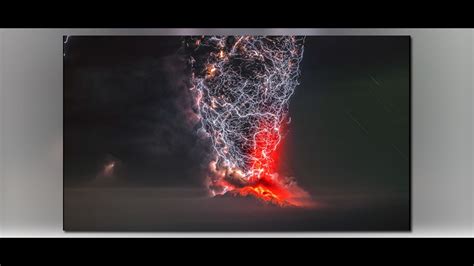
[64,37,209,186]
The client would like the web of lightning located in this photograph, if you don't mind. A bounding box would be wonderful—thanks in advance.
[186,36,311,207]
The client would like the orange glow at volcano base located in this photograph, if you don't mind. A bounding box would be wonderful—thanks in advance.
[234,174,311,207]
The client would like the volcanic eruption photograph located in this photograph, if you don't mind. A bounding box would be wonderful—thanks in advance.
[63,35,411,231]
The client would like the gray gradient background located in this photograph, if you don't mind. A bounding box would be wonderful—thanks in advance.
[0,29,472,237]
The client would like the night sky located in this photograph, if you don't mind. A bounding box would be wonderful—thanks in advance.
[64,36,410,231]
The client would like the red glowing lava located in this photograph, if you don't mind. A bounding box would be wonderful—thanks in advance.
[235,175,299,207]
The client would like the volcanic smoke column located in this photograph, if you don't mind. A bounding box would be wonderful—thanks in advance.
[185,36,311,207]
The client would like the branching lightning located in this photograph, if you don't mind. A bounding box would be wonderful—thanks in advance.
[185,36,311,207]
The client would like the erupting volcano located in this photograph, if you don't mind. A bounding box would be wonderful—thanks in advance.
[185,36,311,207]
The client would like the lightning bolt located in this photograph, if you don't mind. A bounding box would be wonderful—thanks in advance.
[185,36,311,207]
